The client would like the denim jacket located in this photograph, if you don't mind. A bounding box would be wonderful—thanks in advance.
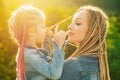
[59,56,100,80]
[16,38,65,80]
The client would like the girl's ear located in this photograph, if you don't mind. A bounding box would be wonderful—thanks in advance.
[28,29,35,36]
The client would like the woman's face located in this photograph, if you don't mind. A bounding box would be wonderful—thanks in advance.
[67,10,89,45]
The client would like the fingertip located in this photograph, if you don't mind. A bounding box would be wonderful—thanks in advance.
[66,31,69,35]
[54,25,59,33]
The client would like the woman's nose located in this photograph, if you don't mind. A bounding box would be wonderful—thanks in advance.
[68,24,74,30]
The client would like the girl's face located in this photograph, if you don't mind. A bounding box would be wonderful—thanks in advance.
[35,22,46,43]
[67,10,89,46]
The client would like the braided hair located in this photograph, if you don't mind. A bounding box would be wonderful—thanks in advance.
[70,6,110,80]
[9,5,45,80]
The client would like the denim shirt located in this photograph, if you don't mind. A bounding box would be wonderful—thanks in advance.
[16,40,65,80]
[59,56,100,80]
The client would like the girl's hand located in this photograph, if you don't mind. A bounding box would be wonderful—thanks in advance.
[46,29,53,37]
[54,25,67,49]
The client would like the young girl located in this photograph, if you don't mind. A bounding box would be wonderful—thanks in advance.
[9,5,66,80]
[59,5,110,80]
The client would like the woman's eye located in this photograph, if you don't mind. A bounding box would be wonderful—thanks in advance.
[76,23,81,25]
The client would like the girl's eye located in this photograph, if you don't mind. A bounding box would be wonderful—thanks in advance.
[42,27,45,29]
[40,24,45,29]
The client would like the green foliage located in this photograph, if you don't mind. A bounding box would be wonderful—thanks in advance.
[0,0,120,80]
[107,15,120,80]
[0,0,17,80]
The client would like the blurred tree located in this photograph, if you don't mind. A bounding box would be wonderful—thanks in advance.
[107,15,120,80]
[0,0,17,80]
[0,0,120,80]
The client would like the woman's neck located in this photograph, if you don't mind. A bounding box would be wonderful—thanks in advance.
[76,42,81,49]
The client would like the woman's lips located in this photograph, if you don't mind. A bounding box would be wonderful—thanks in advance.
[68,31,74,36]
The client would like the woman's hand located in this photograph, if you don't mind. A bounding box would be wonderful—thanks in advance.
[54,25,67,50]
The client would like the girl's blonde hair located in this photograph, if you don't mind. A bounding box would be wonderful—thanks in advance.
[9,5,45,45]
[70,6,110,80]
[9,5,45,80]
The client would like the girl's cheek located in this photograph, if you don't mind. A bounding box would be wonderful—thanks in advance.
[42,29,46,35]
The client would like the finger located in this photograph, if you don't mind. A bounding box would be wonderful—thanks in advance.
[66,31,69,35]
[54,25,59,34]
[46,30,53,36]
[60,30,67,35]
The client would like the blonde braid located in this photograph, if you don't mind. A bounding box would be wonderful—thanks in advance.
[69,6,110,80]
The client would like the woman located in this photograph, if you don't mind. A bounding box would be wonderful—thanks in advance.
[59,6,110,80]
[9,5,66,80]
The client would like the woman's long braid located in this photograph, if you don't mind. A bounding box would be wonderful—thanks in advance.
[97,12,105,80]
[97,12,110,80]
[46,16,72,30]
